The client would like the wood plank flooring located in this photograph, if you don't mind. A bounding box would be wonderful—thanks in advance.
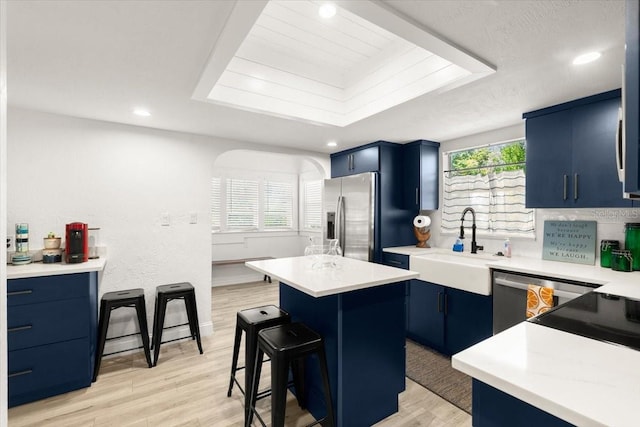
[8,281,472,426]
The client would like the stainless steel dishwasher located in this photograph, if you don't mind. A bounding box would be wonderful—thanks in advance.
[492,269,600,334]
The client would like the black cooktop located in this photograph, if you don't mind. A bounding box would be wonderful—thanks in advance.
[528,291,640,352]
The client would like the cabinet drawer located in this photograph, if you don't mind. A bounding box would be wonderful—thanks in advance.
[9,338,91,407]
[8,297,89,351]
[8,274,89,306]
[381,252,409,269]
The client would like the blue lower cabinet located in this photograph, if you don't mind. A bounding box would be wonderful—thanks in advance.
[472,380,575,427]
[7,272,98,407]
[407,280,492,356]
[280,281,406,427]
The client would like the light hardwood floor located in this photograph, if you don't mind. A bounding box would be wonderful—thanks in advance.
[8,281,472,427]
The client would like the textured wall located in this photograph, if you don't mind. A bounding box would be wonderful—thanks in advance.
[7,107,329,353]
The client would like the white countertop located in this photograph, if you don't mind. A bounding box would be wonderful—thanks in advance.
[453,322,640,427]
[385,246,640,426]
[7,258,107,280]
[246,256,418,297]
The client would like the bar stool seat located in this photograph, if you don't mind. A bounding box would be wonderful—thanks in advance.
[227,305,291,421]
[151,282,203,366]
[93,288,152,382]
[247,322,335,427]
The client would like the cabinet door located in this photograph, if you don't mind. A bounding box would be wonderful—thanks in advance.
[572,97,632,207]
[525,109,573,208]
[407,280,445,351]
[330,152,351,178]
[403,141,439,211]
[351,146,379,175]
[444,287,493,355]
[625,0,640,193]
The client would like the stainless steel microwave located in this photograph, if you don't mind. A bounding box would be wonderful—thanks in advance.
[617,65,640,199]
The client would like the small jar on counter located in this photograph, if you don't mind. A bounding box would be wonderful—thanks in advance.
[611,249,633,272]
[600,240,620,268]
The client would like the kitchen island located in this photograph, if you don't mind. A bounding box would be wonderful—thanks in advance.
[246,256,418,427]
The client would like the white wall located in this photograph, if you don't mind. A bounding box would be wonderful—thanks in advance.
[7,107,329,354]
[211,150,326,286]
[428,124,640,261]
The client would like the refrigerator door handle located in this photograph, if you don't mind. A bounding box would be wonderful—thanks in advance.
[337,195,346,255]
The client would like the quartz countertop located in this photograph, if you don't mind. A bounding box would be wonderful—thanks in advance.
[246,256,418,298]
[452,321,640,427]
[7,258,107,280]
[382,246,640,426]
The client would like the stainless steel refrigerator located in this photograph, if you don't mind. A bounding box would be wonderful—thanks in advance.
[322,172,375,261]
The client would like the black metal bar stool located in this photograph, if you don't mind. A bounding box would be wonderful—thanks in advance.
[93,288,153,382]
[228,305,291,421]
[151,282,203,366]
[246,322,335,427]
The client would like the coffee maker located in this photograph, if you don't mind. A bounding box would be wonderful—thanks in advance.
[65,222,88,263]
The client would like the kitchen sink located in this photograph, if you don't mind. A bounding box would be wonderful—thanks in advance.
[410,251,506,295]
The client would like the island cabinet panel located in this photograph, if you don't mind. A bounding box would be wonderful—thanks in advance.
[472,380,575,427]
[402,140,440,211]
[408,279,492,356]
[7,272,98,407]
[524,89,631,208]
[280,281,406,427]
[625,0,640,193]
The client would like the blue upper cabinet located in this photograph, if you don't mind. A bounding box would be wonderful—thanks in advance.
[402,140,440,211]
[524,89,632,208]
[330,144,380,178]
[625,0,640,194]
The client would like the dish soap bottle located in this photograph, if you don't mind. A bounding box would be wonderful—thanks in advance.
[503,238,512,258]
[453,238,464,252]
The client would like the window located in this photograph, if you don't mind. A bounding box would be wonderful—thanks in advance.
[264,181,293,229]
[441,139,534,236]
[302,180,322,230]
[211,170,297,232]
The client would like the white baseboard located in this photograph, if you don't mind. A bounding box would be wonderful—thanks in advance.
[211,272,269,287]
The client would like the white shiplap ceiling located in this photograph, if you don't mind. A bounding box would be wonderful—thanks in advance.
[198,1,494,127]
[7,0,624,153]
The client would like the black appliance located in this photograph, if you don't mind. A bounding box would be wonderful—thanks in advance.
[529,291,640,352]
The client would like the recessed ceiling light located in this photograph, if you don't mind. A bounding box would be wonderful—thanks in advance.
[572,52,601,65]
[318,3,336,19]
[133,108,151,117]
[327,141,337,147]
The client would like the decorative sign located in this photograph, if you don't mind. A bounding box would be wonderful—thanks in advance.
[542,220,597,265]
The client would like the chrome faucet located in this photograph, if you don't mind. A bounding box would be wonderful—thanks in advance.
[460,207,484,254]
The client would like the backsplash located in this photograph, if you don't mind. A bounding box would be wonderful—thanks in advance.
[429,207,640,261]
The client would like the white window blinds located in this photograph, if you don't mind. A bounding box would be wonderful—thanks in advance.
[441,140,534,237]
[303,180,322,230]
[211,177,221,231]
[226,178,259,231]
[264,181,293,229]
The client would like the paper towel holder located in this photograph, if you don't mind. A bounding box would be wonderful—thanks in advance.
[413,215,431,248]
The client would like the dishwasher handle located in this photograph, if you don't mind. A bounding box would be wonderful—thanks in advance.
[493,277,583,300]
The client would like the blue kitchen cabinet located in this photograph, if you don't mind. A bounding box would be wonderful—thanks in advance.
[472,380,574,427]
[524,89,631,208]
[407,279,445,350]
[7,272,98,407]
[331,141,416,262]
[625,0,640,194]
[408,279,492,356]
[402,140,440,211]
[330,144,380,177]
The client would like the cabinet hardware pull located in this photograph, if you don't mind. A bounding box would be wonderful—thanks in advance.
[574,173,579,200]
[8,289,33,297]
[437,292,443,313]
[8,325,32,333]
[415,188,419,205]
[388,260,401,265]
[9,369,33,378]
[444,294,449,316]
[563,174,568,200]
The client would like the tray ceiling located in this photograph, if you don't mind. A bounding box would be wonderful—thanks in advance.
[193,0,495,127]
